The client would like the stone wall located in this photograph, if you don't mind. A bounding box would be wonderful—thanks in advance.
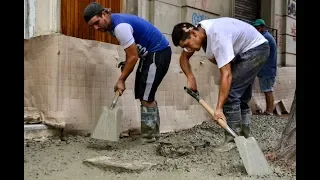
[24,34,296,134]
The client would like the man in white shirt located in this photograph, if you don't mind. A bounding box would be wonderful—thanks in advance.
[171,17,269,152]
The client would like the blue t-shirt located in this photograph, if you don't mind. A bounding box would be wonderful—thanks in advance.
[108,14,169,57]
[257,30,277,77]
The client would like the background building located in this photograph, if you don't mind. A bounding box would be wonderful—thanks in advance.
[24,0,296,134]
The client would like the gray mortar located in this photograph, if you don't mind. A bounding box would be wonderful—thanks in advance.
[24,115,296,180]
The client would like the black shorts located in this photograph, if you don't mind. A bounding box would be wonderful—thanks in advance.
[135,46,172,102]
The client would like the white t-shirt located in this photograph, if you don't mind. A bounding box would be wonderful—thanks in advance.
[198,17,268,68]
[114,23,134,49]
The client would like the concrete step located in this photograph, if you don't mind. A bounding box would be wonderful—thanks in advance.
[24,124,61,140]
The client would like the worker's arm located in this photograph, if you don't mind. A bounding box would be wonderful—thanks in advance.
[216,62,232,111]
[113,23,139,94]
[211,32,234,112]
[118,43,139,82]
[179,50,196,91]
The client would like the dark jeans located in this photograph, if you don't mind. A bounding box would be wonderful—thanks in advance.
[224,43,270,127]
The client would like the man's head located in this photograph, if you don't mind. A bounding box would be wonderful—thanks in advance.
[253,19,266,33]
[84,2,112,32]
[171,22,206,52]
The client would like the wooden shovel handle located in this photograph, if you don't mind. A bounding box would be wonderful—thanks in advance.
[115,90,120,97]
[110,90,120,109]
[198,99,227,128]
[198,99,238,137]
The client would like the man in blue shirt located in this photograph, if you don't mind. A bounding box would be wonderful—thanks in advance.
[253,19,277,115]
[84,2,172,143]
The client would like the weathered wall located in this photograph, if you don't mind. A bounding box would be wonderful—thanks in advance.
[24,0,296,134]
[137,0,295,66]
[125,0,138,15]
[274,0,296,66]
[24,34,296,134]
[24,0,60,39]
[25,0,295,67]
[145,0,230,54]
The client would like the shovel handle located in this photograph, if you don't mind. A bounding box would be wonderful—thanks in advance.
[110,90,120,109]
[198,99,238,137]
[198,99,227,128]
[183,86,238,137]
[115,90,120,97]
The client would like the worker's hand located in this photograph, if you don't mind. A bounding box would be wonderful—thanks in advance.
[117,61,126,72]
[213,108,226,122]
[187,77,198,92]
[114,80,126,96]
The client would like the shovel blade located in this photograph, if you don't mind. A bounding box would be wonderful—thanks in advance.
[234,136,273,176]
[91,107,123,141]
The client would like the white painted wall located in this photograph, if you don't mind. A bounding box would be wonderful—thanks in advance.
[24,0,36,39]
[24,0,26,38]
[24,0,60,39]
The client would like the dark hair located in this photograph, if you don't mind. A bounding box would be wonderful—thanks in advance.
[171,22,198,46]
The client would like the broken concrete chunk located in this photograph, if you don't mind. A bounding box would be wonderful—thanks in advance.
[274,100,289,115]
[24,107,66,129]
[119,130,129,138]
[43,117,66,129]
[156,141,195,158]
[24,107,43,124]
[120,128,141,138]
[83,156,156,173]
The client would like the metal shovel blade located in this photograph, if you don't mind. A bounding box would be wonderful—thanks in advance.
[183,86,273,176]
[91,91,122,141]
[234,136,273,176]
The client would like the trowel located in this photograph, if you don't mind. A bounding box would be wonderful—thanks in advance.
[184,87,273,176]
[91,90,123,142]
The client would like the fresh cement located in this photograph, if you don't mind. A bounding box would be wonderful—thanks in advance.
[24,115,296,180]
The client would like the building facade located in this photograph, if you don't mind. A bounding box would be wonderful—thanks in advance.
[24,0,296,133]
[24,0,296,66]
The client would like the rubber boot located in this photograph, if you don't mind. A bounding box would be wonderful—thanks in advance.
[214,122,241,153]
[240,109,251,138]
[154,104,160,140]
[240,124,250,138]
[140,105,158,144]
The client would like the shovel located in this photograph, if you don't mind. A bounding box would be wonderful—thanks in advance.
[91,90,123,142]
[184,87,272,176]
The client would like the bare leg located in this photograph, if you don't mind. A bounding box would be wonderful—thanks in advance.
[264,91,274,114]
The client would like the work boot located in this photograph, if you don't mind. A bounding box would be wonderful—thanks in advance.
[240,124,250,138]
[154,104,160,140]
[214,123,241,153]
[240,109,251,138]
[140,105,158,144]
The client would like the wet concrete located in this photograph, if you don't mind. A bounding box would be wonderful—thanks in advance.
[24,115,295,180]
